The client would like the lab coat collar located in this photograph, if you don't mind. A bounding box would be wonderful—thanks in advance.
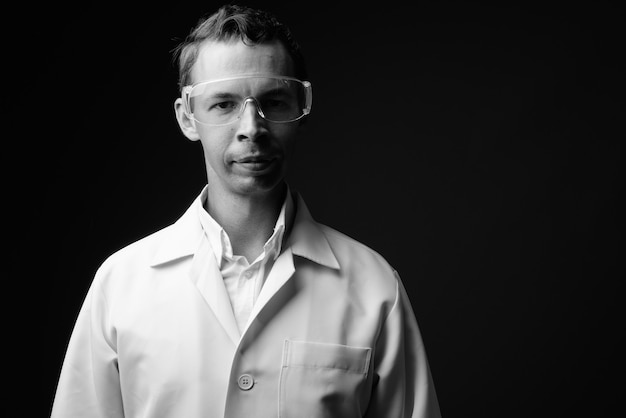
[288,193,340,270]
[150,187,340,271]
[149,193,204,267]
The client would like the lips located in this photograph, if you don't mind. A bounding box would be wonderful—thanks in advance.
[237,155,275,164]
[233,155,278,173]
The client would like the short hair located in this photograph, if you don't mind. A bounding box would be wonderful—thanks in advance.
[173,4,307,90]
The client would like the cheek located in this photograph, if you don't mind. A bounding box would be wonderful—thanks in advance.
[197,128,234,165]
[272,125,300,153]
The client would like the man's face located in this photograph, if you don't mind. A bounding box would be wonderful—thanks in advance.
[177,40,303,197]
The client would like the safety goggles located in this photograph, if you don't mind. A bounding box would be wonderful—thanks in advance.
[181,75,312,126]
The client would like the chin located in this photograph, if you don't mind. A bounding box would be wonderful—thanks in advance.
[232,176,285,197]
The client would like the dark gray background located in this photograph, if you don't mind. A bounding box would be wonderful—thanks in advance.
[12,1,622,416]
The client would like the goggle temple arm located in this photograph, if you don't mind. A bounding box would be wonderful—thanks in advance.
[302,81,313,115]
[181,86,194,118]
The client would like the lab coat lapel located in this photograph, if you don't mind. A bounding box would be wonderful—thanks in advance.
[245,247,296,331]
[241,194,340,335]
[189,238,241,345]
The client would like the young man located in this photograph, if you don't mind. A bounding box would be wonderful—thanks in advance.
[51,5,441,417]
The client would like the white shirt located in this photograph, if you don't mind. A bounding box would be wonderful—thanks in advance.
[196,188,293,334]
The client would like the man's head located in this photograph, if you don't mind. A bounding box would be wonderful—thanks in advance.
[173,5,310,198]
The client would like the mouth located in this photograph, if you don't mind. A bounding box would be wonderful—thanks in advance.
[233,155,278,173]
[237,155,275,164]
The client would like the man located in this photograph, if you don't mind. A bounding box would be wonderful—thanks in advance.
[51,5,441,417]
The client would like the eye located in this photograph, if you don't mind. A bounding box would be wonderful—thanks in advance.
[212,101,237,111]
[263,98,289,109]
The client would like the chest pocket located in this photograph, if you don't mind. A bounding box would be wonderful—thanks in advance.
[279,340,372,418]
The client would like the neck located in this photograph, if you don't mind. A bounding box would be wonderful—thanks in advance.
[206,183,287,262]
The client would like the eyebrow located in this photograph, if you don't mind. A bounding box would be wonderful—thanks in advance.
[197,86,293,101]
[257,87,293,97]
[203,91,239,99]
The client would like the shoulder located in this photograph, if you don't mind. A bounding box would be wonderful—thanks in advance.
[290,193,399,293]
[103,226,171,265]
[318,223,399,290]
[96,195,202,279]
[321,224,390,265]
[94,224,175,282]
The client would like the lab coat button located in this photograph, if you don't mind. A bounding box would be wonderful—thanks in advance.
[238,374,254,390]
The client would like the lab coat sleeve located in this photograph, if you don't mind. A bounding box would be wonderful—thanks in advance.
[365,272,442,418]
[51,274,124,418]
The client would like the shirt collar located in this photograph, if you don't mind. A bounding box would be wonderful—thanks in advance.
[150,186,339,270]
[196,185,292,267]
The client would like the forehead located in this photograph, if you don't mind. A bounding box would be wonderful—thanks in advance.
[191,40,294,84]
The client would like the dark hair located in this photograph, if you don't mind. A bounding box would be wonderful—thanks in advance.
[173,4,307,90]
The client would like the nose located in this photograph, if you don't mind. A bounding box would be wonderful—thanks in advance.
[236,98,267,142]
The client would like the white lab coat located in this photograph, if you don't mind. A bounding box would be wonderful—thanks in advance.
[51,189,441,417]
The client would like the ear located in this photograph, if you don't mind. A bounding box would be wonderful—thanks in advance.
[174,98,201,141]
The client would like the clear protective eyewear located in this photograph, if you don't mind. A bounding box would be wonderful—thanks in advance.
[181,75,312,126]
